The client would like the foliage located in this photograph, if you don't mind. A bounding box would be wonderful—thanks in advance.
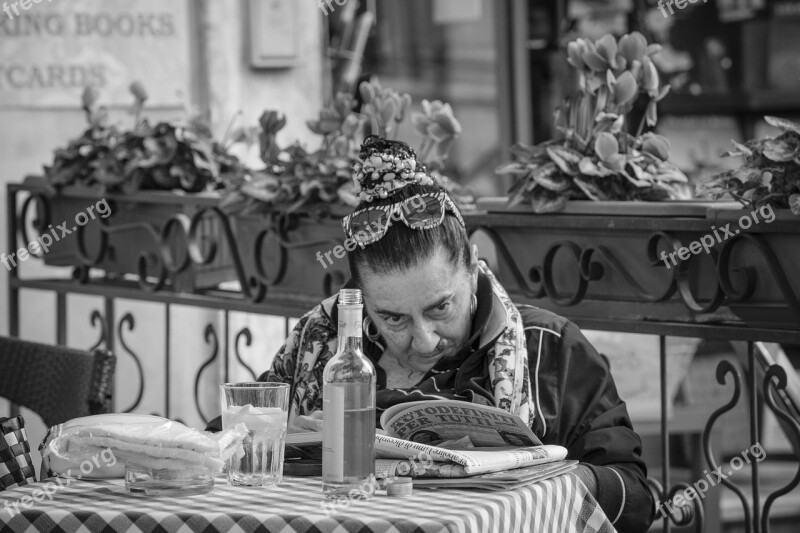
[44,84,245,194]
[498,31,690,213]
[220,77,467,216]
[698,116,800,215]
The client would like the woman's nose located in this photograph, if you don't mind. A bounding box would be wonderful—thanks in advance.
[410,321,441,355]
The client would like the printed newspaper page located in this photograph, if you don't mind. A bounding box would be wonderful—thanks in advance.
[380,400,542,447]
[375,434,568,476]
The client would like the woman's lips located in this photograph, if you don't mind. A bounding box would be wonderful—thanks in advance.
[413,348,451,360]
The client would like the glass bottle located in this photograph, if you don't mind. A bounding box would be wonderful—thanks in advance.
[322,288,376,499]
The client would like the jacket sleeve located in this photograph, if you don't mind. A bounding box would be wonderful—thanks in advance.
[531,319,655,533]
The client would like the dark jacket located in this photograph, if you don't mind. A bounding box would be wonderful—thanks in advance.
[515,303,655,533]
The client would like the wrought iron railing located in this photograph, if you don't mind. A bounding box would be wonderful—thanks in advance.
[6,181,800,532]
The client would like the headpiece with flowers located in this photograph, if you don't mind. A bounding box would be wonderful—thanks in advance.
[498,31,690,213]
[352,136,434,202]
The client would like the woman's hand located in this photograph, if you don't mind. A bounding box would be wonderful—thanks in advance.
[288,410,323,433]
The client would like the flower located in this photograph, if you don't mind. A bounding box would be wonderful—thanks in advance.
[498,31,687,213]
[221,78,467,215]
[641,133,671,161]
[618,32,647,65]
[412,100,462,170]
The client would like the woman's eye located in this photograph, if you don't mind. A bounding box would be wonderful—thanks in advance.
[431,302,450,316]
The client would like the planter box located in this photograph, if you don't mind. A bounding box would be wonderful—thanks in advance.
[475,197,741,217]
[16,176,233,292]
[232,207,350,303]
[465,199,800,332]
[14,177,354,299]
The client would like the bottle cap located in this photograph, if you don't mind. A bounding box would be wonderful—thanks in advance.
[338,288,363,305]
[385,477,413,497]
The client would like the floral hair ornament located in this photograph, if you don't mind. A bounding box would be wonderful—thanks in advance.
[352,136,434,203]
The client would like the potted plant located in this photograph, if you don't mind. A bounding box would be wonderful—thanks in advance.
[482,31,691,215]
[699,116,800,216]
[464,33,799,332]
[693,116,800,329]
[17,83,246,292]
[218,78,465,303]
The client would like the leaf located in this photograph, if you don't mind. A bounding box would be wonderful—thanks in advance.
[532,162,571,191]
[507,177,531,208]
[573,177,606,201]
[530,189,568,213]
[729,140,753,158]
[496,162,526,176]
[764,116,800,135]
[546,146,580,176]
[731,165,763,184]
[578,157,614,177]
[762,138,798,162]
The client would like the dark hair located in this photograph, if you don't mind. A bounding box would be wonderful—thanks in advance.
[346,182,471,287]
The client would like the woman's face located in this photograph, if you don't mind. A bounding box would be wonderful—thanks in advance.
[359,247,478,368]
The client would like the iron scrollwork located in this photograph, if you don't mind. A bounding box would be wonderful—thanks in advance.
[194,323,219,424]
[471,224,800,326]
[88,309,109,352]
[245,211,346,302]
[759,365,800,533]
[117,313,145,413]
[703,357,800,533]
[234,327,258,381]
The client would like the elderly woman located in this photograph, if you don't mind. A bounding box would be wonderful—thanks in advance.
[258,137,654,532]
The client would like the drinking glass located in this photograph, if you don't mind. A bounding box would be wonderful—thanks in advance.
[220,382,290,486]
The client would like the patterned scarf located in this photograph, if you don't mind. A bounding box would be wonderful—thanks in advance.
[263,262,535,429]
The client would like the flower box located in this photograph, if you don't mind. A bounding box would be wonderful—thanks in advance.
[465,203,800,331]
[232,206,351,303]
[17,176,234,292]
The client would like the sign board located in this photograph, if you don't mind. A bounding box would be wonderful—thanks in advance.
[0,0,190,108]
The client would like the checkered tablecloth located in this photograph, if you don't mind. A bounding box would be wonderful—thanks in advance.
[0,473,616,533]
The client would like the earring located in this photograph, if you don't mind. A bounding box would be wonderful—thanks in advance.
[363,316,381,342]
[470,293,477,316]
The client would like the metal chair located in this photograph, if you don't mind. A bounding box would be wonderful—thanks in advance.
[0,336,115,427]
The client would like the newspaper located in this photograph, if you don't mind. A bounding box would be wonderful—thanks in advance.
[287,399,569,481]
[380,399,542,447]
[409,460,579,490]
[374,434,568,476]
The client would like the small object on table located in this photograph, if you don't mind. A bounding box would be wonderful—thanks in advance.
[385,476,412,497]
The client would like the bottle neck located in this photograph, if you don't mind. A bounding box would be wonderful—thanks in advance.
[337,304,363,354]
